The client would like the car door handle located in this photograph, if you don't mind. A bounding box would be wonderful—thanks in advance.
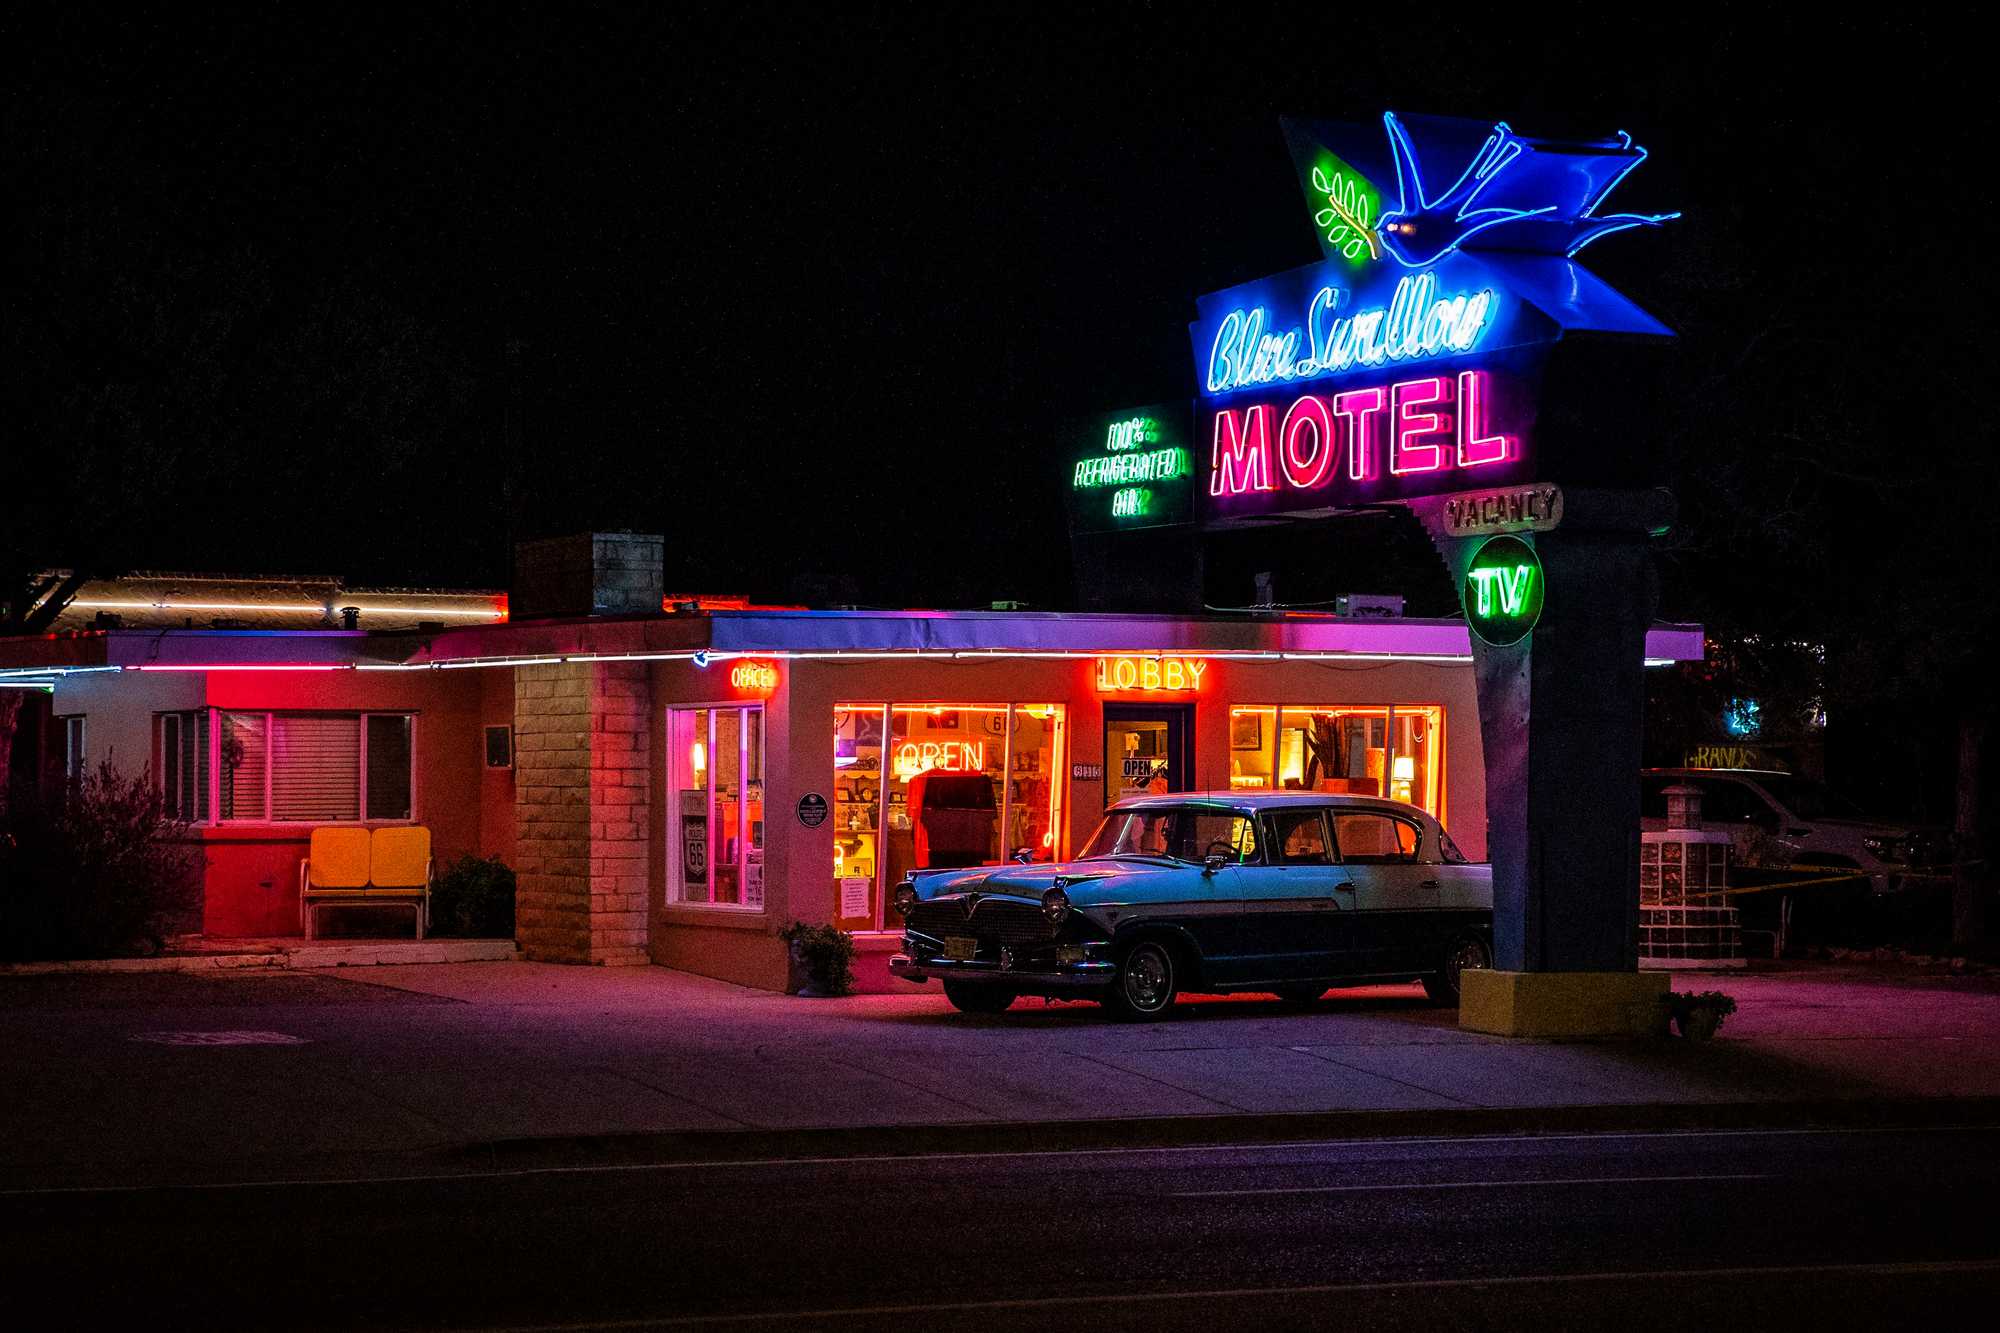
[1421,879,1441,891]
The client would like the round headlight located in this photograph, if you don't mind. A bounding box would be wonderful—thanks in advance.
[892,883,918,918]
[1041,885,1070,926]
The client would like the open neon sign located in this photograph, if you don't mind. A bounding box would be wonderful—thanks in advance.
[1209,370,1515,499]
[1206,271,1492,395]
[895,741,986,780]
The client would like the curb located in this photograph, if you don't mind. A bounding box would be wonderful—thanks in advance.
[448,1095,2000,1171]
[0,942,521,976]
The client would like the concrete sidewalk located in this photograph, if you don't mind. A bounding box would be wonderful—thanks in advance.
[2,960,1997,1188]
[0,937,519,975]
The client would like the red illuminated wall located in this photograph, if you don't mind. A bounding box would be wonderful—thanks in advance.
[51,667,499,937]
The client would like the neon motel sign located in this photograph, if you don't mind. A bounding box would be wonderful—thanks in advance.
[1210,369,1515,497]
[1072,413,1193,528]
[1205,271,1492,394]
[1462,534,1544,647]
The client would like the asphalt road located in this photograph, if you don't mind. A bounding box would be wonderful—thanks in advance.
[3,1123,1995,1331]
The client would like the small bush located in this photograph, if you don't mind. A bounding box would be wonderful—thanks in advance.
[1663,989,1739,1019]
[779,920,856,996]
[429,853,516,938]
[0,764,205,961]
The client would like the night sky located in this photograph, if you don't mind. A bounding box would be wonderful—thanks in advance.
[5,10,1979,615]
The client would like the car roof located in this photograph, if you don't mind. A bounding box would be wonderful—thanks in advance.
[1110,790,1430,818]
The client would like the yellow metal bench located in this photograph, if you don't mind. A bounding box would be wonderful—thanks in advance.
[299,827,432,939]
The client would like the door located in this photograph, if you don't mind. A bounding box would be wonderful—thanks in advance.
[1103,704,1192,806]
[1329,808,1439,974]
[1243,807,1350,982]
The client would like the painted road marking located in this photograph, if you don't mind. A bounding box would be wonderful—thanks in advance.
[1173,1171,1773,1197]
[1,1126,1991,1198]
[470,1258,2000,1329]
[129,1031,309,1046]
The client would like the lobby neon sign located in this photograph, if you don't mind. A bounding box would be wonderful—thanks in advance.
[1210,370,1516,498]
[1206,271,1492,395]
[1095,656,1207,694]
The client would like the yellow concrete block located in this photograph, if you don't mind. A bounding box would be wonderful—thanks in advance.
[1459,969,1670,1038]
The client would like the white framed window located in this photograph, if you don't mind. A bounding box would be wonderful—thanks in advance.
[830,702,1068,931]
[157,712,211,822]
[668,704,764,909]
[180,710,417,825]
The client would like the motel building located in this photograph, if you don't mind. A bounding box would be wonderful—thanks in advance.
[4,113,1700,1005]
[0,537,1701,989]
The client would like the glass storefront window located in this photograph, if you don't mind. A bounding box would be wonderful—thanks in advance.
[670,705,765,909]
[1227,704,1444,819]
[833,702,1066,931]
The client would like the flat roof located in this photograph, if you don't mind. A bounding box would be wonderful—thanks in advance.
[0,608,1706,682]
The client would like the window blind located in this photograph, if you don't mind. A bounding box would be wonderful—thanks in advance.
[271,714,361,821]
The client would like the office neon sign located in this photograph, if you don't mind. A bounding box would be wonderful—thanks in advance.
[728,661,780,695]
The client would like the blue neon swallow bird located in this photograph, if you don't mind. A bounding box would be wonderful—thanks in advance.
[1375,111,1679,268]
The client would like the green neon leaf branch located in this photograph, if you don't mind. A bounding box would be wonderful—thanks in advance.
[1311,164,1381,263]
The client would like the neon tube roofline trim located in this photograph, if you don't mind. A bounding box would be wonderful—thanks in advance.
[68,598,505,618]
[13,645,1698,677]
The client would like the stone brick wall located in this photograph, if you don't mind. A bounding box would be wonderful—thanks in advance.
[585,661,651,964]
[511,532,664,619]
[514,662,651,965]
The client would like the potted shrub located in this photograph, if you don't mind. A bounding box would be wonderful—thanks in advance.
[779,920,856,997]
[1663,989,1737,1041]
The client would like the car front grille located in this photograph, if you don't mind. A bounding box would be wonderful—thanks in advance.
[906,896,1055,948]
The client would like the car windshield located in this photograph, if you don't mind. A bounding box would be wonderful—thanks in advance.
[1079,808,1262,863]
[1750,774,1866,821]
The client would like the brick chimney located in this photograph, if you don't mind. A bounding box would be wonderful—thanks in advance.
[511,532,664,620]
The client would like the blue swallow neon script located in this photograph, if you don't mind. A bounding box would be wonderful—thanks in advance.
[1205,272,1493,396]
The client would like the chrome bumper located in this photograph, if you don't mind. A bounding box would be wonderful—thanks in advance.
[889,953,1117,989]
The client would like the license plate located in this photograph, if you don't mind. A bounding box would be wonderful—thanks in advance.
[943,936,976,961]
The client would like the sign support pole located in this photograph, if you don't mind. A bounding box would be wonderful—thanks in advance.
[1412,488,1676,1036]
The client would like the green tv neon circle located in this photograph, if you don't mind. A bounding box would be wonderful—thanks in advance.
[1463,534,1544,647]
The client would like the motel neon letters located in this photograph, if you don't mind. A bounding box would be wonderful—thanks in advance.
[1095,656,1206,694]
[1210,369,1516,500]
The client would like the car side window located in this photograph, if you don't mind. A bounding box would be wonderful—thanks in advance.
[1267,810,1332,865]
[1698,780,1779,830]
[1332,812,1420,865]
[1178,811,1261,864]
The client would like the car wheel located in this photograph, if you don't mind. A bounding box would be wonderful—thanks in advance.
[1273,984,1327,1007]
[1423,935,1492,1006]
[1103,940,1179,1021]
[942,980,1017,1014]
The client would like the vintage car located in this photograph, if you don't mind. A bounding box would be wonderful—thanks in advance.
[888,792,1493,1019]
